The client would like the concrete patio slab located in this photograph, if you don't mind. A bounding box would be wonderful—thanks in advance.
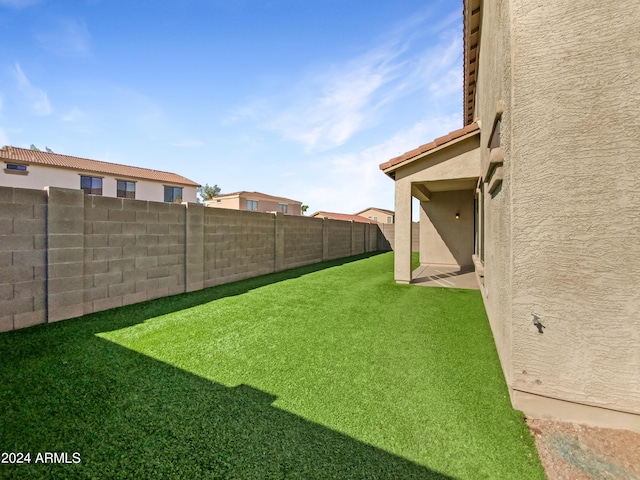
[411,264,479,290]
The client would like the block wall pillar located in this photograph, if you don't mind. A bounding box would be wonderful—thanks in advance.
[45,187,86,322]
[274,212,285,272]
[184,203,204,292]
[322,218,329,261]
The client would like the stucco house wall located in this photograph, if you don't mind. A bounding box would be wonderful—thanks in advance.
[474,0,515,394]
[206,192,302,216]
[474,0,640,427]
[208,196,240,210]
[357,208,394,224]
[505,0,640,420]
[419,190,474,268]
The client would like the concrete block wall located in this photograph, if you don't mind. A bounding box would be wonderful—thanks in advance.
[0,187,46,331]
[282,214,324,269]
[0,186,386,332]
[379,222,420,252]
[202,208,276,287]
[353,222,366,254]
[326,219,353,260]
[82,194,186,315]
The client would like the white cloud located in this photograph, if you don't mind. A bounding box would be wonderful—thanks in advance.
[35,18,91,57]
[235,17,462,154]
[267,43,407,152]
[294,115,462,215]
[13,64,52,116]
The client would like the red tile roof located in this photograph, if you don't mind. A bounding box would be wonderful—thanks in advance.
[310,211,377,223]
[0,146,200,186]
[379,122,479,172]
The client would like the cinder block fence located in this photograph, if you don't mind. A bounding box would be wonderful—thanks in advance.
[0,186,389,332]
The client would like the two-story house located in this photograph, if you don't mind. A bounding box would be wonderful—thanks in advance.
[205,191,302,215]
[0,146,199,203]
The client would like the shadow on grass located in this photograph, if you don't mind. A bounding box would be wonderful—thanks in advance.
[1,251,454,479]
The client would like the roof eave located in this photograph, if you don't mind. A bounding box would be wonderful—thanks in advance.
[381,127,480,176]
[463,0,482,126]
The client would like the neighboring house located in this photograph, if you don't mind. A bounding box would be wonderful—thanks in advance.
[0,146,199,203]
[355,207,394,224]
[381,1,640,431]
[204,191,302,215]
[310,211,377,224]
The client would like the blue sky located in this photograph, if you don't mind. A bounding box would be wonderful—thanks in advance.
[0,0,463,215]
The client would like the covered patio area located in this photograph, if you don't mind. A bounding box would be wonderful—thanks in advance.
[380,123,481,285]
[412,264,479,290]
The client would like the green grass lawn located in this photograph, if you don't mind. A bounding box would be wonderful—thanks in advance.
[0,252,545,479]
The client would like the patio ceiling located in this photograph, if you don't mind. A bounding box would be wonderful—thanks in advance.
[412,178,478,202]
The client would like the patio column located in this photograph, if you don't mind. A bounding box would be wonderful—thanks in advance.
[394,179,413,284]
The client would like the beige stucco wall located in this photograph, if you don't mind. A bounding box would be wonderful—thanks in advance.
[392,135,480,185]
[0,163,197,203]
[208,194,301,215]
[506,0,640,417]
[475,0,640,425]
[359,208,394,224]
[207,195,240,210]
[419,190,474,268]
[475,0,515,389]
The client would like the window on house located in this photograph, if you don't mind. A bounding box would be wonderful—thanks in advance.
[247,200,258,211]
[117,180,136,199]
[373,216,378,221]
[488,118,501,150]
[80,176,103,195]
[279,204,288,214]
[164,186,183,203]
[387,216,393,223]
[6,164,27,171]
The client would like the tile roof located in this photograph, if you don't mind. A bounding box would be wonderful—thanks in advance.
[211,191,302,204]
[310,211,377,223]
[463,0,482,126]
[379,122,479,173]
[0,146,200,187]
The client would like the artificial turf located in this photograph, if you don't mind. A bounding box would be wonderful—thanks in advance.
[0,252,545,479]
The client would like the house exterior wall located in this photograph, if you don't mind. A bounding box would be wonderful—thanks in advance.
[209,194,302,215]
[475,0,515,392]
[240,194,302,215]
[0,163,197,203]
[477,0,640,428]
[419,190,474,268]
[208,195,241,210]
[0,185,384,332]
[358,208,394,224]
